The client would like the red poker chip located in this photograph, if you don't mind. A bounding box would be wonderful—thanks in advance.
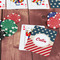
[47,13,60,29]
[3,13,21,24]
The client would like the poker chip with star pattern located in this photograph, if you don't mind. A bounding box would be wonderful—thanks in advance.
[49,0,60,8]
[1,19,18,36]
[47,12,60,29]
[3,13,21,24]
[47,12,57,19]
[0,30,6,40]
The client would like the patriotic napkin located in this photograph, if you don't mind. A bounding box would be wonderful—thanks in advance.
[49,0,60,8]
[24,26,57,56]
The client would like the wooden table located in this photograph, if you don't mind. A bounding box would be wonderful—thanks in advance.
[0,1,60,60]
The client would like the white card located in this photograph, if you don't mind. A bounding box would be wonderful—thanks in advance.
[28,0,50,9]
[19,24,45,51]
[7,0,27,9]
[0,0,5,9]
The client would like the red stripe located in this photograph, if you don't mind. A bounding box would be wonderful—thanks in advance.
[25,46,42,50]
[34,48,51,54]
[27,40,33,42]
[30,46,52,52]
[26,42,34,45]
[37,49,51,54]
[42,52,50,56]
[25,44,35,48]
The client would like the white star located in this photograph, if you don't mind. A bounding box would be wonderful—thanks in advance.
[59,18,60,20]
[7,15,9,17]
[18,15,20,16]
[10,30,12,32]
[5,28,8,30]
[19,19,21,21]
[48,24,50,27]
[12,27,14,29]
[53,27,56,29]
[12,32,15,34]
[15,27,18,29]
[12,13,14,15]
[9,34,11,36]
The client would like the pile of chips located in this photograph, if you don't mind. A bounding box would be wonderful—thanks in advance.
[47,12,60,29]
[0,13,21,40]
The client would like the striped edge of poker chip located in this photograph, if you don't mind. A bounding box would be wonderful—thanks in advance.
[47,12,58,19]
[0,30,6,40]
[0,20,2,29]
[47,12,60,29]
[3,13,21,24]
[1,19,18,37]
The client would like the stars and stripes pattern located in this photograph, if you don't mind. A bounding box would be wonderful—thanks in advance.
[24,26,57,56]
[49,0,60,8]
[31,26,57,42]
[24,38,52,57]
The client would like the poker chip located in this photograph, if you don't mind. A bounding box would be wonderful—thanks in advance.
[3,13,21,24]
[0,30,6,40]
[0,20,2,28]
[1,19,18,36]
[47,13,60,29]
[47,12,57,19]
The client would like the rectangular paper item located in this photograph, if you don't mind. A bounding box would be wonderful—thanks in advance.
[0,0,5,9]
[19,24,45,51]
[28,0,50,9]
[7,0,27,9]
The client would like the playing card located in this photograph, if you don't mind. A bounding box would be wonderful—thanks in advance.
[24,26,57,56]
[19,24,45,51]
[7,0,27,9]
[0,0,5,9]
[28,0,50,9]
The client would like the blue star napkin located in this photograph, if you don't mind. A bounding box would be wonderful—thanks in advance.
[49,0,60,8]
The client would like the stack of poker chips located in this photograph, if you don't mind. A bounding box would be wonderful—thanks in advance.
[10,0,24,6]
[0,13,21,40]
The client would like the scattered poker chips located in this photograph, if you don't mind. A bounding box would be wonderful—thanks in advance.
[3,13,21,24]
[49,0,60,8]
[47,12,57,19]
[1,19,18,36]
[47,12,60,29]
[0,30,6,40]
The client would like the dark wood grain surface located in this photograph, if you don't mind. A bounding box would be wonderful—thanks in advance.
[0,1,60,60]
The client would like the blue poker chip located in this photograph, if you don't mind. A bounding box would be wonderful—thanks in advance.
[47,12,57,19]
